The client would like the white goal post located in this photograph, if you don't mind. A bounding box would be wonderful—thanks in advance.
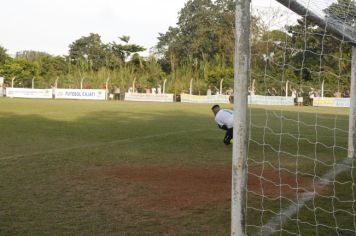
[348,47,356,158]
[232,0,251,235]
[232,0,356,235]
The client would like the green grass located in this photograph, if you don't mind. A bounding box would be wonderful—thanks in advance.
[0,99,355,235]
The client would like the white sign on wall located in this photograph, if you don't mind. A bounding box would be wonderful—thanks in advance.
[6,88,52,99]
[124,93,174,102]
[249,95,294,106]
[180,94,294,105]
[313,97,350,108]
[180,94,230,104]
[0,77,4,97]
[55,89,106,100]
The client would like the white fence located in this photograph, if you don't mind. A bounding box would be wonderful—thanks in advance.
[3,88,349,107]
[124,93,174,102]
[6,88,52,99]
[313,97,350,107]
[55,89,106,100]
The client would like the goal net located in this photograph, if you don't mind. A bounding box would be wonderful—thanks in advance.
[242,0,356,235]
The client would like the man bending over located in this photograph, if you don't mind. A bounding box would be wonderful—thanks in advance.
[211,104,233,145]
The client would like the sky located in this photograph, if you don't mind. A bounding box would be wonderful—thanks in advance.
[0,0,283,57]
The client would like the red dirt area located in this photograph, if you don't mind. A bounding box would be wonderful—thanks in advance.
[248,165,319,197]
[103,165,231,211]
[102,165,315,211]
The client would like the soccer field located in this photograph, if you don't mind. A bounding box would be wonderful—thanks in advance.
[0,99,355,235]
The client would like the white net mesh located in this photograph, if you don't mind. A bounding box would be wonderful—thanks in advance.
[246,0,356,235]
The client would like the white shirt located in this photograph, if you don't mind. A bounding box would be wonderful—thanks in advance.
[215,109,234,129]
[291,90,297,99]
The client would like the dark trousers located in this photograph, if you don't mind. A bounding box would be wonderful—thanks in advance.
[114,93,120,100]
[224,128,233,145]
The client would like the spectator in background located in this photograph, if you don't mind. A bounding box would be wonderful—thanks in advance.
[114,86,120,100]
[271,87,277,96]
[266,88,272,96]
[290,87,297,104]
[334,91,342,98]
[136,85,143,93]
[247,87,254,96]
[207,86,212,96]
[343,89,350,98]
[152,87,156,94]
[309,88,315,106]
[281,87,286,96]
[51,85,56,99]
[229,95,234,104]
[297,88,304,106]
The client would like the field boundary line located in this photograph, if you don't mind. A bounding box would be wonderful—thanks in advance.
[0,128,210,161]
[253,157,355,236]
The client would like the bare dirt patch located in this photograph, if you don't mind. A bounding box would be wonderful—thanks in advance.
[248,165,322,197]
[101,165,317,212]
[103,165,230,211]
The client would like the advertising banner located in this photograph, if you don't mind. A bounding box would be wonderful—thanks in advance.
[55,89,106,100]
[6,88,52,99]
[181,94,294,105]
[249,95,294,106]
[0,77,4,97]
[180,94,230,104]
[313,97,350,108]
[124,93,174,102]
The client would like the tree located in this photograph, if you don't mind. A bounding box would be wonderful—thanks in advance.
[324,0,356,26]
[156,0,235,66]
[0,46,10,66]
[109,36,146,63]
[154,0,239,92]
[0,58,39,87]
[119,35,130,43]
[69,33,108,71]
[15,50,69,87]
[284,0,354,91]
